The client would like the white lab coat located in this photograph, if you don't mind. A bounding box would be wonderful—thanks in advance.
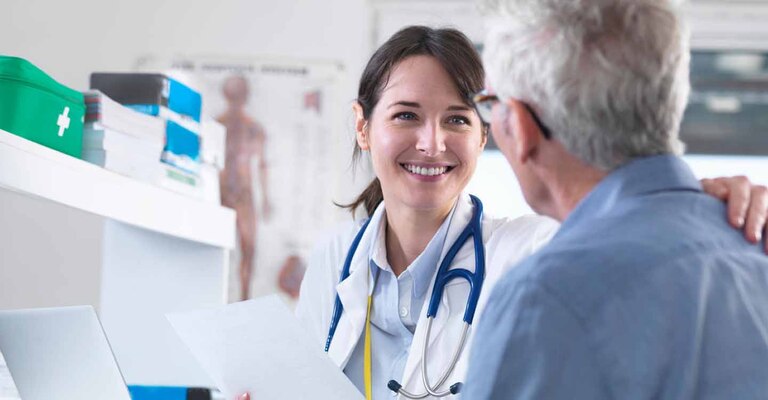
[295,193,559,399]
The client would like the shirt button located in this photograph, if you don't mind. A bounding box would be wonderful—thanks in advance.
[400,306,409,318]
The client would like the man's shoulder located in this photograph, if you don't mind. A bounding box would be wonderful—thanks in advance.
[497,192,763,317]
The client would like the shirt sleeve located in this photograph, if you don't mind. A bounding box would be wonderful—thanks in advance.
[464,278,608,399]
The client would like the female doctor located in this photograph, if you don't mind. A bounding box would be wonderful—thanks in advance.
[240,26,768,400]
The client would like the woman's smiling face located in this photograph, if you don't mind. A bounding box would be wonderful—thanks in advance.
[355,55,487,213]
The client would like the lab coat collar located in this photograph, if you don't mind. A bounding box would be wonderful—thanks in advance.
[369,208,390,274]
[400,193,477,394]
[328,201,388,368]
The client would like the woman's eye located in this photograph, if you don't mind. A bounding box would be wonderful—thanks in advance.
[394,111,418,121]
[447,115,471,126]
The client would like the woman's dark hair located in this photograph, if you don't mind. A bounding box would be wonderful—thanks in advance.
[342,25,486,217]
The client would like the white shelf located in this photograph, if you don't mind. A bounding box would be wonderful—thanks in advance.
[0,129,235,249]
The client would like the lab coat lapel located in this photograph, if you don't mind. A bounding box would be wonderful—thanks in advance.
[327,205,387,368]
[399,194,476,395]
[328,262,368,368]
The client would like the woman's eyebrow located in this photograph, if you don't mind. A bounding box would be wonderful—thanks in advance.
[447,104,472,111]
[387,102,472,111]
[388,101,420,109]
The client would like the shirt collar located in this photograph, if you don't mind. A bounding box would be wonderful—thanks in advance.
[557,155,702,238]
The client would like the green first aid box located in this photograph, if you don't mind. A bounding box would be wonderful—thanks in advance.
[0,55,85,157]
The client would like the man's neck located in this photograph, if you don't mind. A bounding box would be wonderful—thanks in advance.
[383,199,454,277]
[549,175,603,221]
[539,151,607,222]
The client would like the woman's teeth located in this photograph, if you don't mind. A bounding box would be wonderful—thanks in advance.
[403,164,449,176]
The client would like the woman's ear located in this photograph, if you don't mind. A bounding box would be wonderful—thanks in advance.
[353,102,370,151]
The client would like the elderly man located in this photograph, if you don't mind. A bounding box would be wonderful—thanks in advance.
[465,0,768,398]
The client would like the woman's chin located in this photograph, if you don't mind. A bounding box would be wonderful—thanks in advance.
[399,194,459,214]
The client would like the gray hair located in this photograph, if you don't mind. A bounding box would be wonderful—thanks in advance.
[481,0,690,170]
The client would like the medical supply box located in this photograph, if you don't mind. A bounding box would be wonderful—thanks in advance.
[162,120,201,174]
[0,55,85,157]
[90,73,202,122]
[127,385,213,400]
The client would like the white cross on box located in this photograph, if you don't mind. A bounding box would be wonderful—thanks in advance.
[57,106,70,137]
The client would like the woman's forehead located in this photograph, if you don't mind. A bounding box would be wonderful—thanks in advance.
[379,55,465,107]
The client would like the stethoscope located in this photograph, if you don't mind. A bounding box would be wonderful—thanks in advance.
[325,195,486,398]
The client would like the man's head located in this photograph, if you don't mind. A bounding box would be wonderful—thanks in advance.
[478,0,691,218]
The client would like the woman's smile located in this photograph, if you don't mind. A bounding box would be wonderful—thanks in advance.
[400,162,456,181]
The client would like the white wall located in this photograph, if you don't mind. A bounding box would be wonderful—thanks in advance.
[2,0,370,93]
[0,190,104,310]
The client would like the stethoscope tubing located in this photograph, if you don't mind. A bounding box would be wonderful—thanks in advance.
[325,195,485,398]
[325,217,372,353]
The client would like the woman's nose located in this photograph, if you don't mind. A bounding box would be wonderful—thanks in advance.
[416,123,446,157]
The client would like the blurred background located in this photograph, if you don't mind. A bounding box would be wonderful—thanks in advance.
[1,0,767,392]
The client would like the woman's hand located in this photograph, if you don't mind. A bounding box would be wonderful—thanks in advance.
[236,393,250,400]
[701,176,768,252]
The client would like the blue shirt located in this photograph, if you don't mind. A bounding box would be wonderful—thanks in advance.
[465,155,768,399]
[344,205,455,399]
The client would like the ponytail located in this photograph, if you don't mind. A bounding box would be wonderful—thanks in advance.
[339,178,383,218]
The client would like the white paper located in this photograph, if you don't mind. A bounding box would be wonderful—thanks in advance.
[0,351,20,400]
[167,295,363,400]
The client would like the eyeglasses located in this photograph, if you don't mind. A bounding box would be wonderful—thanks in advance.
[472,90,498,126]
[472,90,553,139]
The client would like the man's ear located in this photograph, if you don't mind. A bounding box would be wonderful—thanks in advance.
[353,103,370,150]
[506,98,543,164]
[479,124,489,150]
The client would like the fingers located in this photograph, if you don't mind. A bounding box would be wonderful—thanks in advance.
[724,176,751,228]
[700,178,729,200]
[701,176,767,252]
[743,185,768,244]
[238,393,250,400]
